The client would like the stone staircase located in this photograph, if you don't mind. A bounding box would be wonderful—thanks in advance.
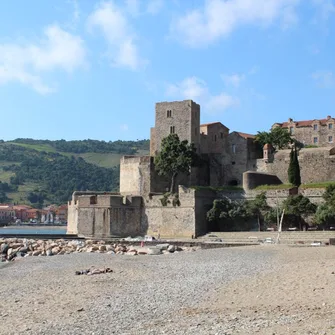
[200,231,335,245]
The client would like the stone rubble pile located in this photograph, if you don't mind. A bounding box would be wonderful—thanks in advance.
[0,238,199,262]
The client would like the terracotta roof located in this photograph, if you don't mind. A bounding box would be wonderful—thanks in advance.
[200,122,223,127]
[236,132,256,139]
[277,117,334,128]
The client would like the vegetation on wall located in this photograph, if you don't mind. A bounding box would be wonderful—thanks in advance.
[154,134,199,193]
[314,185,335,228]
[206,191,328,231]
[255,127,302,151]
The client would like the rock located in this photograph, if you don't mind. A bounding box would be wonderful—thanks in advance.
[51,247,60,254]
[156,243,170,251]
[99,245,106,252]
[126,250,138,256]
[32,250,42,256]
[10,243,22,249]
[167,245,176,252]
[147,247,162,255]
[1,243,9,254]
[19,246,29,254]
[46,250,53,256]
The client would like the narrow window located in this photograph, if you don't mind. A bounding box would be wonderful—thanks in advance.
[329,136,333,143]
[329,123,333,130]
[289,127,294,135]
[220,132,223,139]
[167,110,172,118]
[90,196,97,205]
[214,135,217,142]
[232,144,236,153]
[170,126,175,134]
[313,137,318,144]
[313,124,318,131]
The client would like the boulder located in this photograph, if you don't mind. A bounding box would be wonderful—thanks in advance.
[167,245,176,252]
[32,250,42,256]
[46,250,53,256]
[156,243,170,251]
[51,247,60,255]
[99,245,106,252]
[0,243,9,254]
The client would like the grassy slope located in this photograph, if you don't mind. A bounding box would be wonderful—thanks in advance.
[7,142,149,168]
[0,142,149,204]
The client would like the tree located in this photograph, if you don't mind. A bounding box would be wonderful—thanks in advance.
[246,192,270,231]
[288,146,301,187]
[314,184,335,228]
[154,134,199,192]
[255,127,300,150]
[282,194,316,230]
[207,197,252,231]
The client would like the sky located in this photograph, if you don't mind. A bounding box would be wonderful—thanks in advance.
[0,0,334,142]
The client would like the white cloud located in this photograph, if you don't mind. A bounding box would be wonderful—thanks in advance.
[221,73,245,87]
[170,0,301,47]
[0,24,86,94]
[311,71,335,88]
[146,0,164,14]
[87,1,146,70]
[166,76,239,113]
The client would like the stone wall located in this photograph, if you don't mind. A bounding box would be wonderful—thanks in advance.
[243,171,282,190]
[120,156,152,195]
[257,147,335,184]
[67,193,143,238]
[153,100,200,155]
[222,133,260,186]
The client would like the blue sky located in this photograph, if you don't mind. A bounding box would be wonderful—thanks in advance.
[0,0,334,142]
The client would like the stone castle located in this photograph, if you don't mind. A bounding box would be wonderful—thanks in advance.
[67,100,335,238]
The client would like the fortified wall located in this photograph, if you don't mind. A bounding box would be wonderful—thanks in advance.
[256,147,335,184]
[67,186,216,239]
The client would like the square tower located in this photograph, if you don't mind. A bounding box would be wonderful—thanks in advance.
[151,100,201,155]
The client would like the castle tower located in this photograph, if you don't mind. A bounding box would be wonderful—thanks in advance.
[150,100,201,156]
[263,143,274,162]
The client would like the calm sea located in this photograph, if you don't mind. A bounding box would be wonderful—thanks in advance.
[0,226,67,235]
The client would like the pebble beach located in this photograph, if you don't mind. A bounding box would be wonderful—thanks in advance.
[0,245,334,335]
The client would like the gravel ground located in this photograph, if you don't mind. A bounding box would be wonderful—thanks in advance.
[0,246,275,335]
[0,245,334,335]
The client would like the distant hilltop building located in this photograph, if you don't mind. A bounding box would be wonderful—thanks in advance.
[273,116,335,147]
[67,100,335,239]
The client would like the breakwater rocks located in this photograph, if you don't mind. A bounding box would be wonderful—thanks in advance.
[0,238,199,262]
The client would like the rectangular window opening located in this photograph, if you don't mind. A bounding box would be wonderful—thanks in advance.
[313,137,318,144]
[329,136,333,143]
[167,110,172,118]
[232,144,236,153]
[313,124,318,131]
[170,126,175,134]
[329,123,333,130]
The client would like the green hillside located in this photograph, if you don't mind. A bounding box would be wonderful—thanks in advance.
[0,138,149,207]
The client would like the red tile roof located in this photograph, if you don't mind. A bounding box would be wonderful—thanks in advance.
[200,122,223,127]
[277,117,333,128]
[236,132,256,139]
